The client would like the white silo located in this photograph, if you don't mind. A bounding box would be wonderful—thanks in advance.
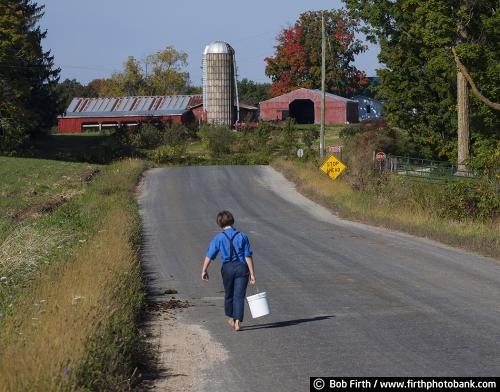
[202,41,239,126]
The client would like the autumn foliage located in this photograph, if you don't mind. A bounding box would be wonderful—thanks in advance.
[265,24,308,96]
[265,10,368,97]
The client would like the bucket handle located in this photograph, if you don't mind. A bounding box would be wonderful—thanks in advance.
[250,283,261,295]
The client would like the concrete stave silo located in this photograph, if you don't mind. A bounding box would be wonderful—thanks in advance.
[202,41,239,126]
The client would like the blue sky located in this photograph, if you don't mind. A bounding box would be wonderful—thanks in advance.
[40,0,380,86]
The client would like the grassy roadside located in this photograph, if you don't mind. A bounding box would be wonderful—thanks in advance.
[272,158,499,259]
[0,158,147,390]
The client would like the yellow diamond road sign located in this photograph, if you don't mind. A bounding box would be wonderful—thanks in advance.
[320,156,346,180]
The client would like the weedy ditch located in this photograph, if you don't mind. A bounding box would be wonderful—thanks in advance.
[0,159,148,391]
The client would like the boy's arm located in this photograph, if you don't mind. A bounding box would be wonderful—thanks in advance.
[245,256,256,284]
[201,256,212,281]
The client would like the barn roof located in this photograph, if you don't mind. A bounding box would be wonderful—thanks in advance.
[61,95,202,118]
[259,88,356,104]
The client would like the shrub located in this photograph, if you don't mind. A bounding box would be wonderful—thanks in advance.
[130,123,164,149]
[149,144,186,163]
[0,119,28,155]
[468,137,500,179]
[198,126,235,157]
[231,122,274,155]
[163,123,190,147]
[439,179,500,221]
[279,119,300,157]
[302,127,319,149]
[99,128,128,160]
[340,119,413,189]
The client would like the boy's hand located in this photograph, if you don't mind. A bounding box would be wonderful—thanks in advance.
[249,274,256,285]
[201,270,209,281]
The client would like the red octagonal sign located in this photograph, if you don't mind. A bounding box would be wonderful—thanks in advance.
[376,152,386,161]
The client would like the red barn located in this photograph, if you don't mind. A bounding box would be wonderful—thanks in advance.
[259,88,358,124]
[57,95,202,133]
[57,95,258,132]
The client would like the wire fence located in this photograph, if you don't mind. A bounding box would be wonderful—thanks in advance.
[374,154,476,181]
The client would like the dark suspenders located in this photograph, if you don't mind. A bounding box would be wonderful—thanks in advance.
[222,231,240,262]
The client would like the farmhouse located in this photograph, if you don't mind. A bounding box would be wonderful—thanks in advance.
[259,88,359,124]
[57,95,257,133]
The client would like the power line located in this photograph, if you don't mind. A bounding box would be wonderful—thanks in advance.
[0,63,116,72]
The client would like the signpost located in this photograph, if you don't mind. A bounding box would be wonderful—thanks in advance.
[320,156,346,180]
[297,148,304,158]
[376,151,386,161]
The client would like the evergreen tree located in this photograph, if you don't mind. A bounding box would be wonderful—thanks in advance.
[0,0,59,150]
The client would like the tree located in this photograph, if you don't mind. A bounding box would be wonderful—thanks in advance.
[87,77,124,97]
[88,46,193,97]
[265,9,368,97]
[87,56,144,97]
[55,78,97,113]
[265,23,308,96]
[122,56,144,96]
[145,46,190,95]
[237,78,271,106]
[0,0,59,150]
[345,0,499,162]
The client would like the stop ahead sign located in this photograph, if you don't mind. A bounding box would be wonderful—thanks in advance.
[376,151,386,161]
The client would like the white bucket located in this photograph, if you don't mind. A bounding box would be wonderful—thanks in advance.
[246,292,270,319]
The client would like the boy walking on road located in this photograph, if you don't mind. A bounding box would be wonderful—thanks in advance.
[201,211,256,331]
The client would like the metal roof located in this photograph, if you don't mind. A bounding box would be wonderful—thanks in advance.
[238,102,258,110]
[204,41,234,55]
[313,90,357,103]
[259,88,357,104]
[62,95,202,118]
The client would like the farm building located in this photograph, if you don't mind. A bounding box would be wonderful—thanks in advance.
[259,88,359,124]
[352,95,383,121]
[57,95,257,133]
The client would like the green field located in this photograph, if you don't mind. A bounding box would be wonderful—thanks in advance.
[0,157,93,221]
[0,157,99,282]
[0,150,147,390]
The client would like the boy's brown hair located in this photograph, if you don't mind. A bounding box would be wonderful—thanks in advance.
[217,210,234,228]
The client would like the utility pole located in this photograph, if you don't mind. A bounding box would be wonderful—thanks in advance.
[457,69,469,174]
[320,12,326,157]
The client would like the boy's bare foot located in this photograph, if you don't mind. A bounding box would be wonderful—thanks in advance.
[227,319,235,329]
[234,320,241,331]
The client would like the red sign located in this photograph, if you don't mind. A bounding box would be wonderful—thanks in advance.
[376,152,386,161]
[327,145,343,153]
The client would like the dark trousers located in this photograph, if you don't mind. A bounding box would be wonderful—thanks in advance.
[221,261,249,322]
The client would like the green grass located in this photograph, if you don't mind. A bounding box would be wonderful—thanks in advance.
[186,139,206,155]
[307,124,352,148]
[0,157,100,285]
[0,156,93,217]
[324,125,345,146]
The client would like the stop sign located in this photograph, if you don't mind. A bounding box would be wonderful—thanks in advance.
[376,152,386,161]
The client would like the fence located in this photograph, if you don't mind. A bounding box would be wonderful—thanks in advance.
[375,154,475,181]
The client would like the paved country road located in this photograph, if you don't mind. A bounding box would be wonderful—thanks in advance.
[139,165,500,391]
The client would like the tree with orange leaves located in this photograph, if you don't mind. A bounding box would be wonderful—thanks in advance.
[265,9,368,97]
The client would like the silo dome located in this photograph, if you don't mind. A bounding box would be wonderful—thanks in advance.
[202,41,239,126]
[204,41,235,55]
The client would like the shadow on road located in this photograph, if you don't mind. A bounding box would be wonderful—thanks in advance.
[243,315,334,330]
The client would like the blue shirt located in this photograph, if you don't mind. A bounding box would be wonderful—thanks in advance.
[206,227,253,263]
